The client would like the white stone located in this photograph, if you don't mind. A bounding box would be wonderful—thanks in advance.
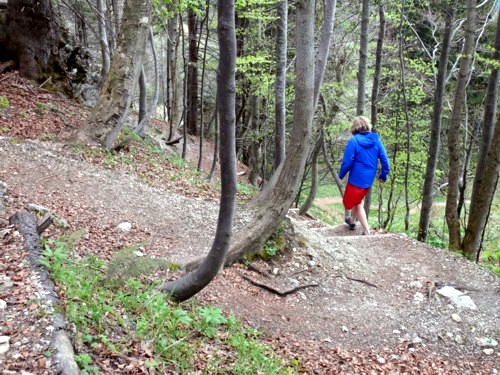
[477,337,498,348]
[117,222,132,232]
[0,299,6,310]
[377,357,386,364]
[341,326,349,333]
[482,348,494,356]
[451,313,462,322]
[437,286,477,310]
[413,292,425,304]
[134,250,144,257]
[0,335,10,355]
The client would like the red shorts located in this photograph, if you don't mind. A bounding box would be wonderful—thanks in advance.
[343,183,370,210]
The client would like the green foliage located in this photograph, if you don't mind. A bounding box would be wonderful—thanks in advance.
[107,244,174,281]
[0,96,9,109]
[42,235,293,373]
[261,224,286,260]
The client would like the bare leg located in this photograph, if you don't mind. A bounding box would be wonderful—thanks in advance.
[352,203,370,235]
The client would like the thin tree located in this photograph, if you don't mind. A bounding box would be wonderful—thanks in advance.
[445,0,476,251]
[136,29,160,136]
[462,11,500,260]
[418,4,454,242]
[76,0,152,149]
[160,0,237,302]
[187,7,200,135]
[363,2,385,217]
[96,0,111,76]
[356,0,369,116]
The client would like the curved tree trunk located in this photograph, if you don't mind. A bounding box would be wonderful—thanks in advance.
[418,6,454,242]
[76,0,152,149]
[160,0,237,302]
[252,0,336,207]
[462,12,500,260]
[446,0,476,251]
[273,0,288,173]
[224,0,316,265]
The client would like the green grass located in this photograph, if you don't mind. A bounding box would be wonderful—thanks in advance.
[41,235,295,374]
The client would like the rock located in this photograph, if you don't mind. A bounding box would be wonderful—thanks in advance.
[482,348,494,356]
[436,286,477,310]
[377,356,386,364]
[0,275,13,292]
[455,335,465,345]
[0,335,10,355]
[477,337,498,348]
[134,250,144,257]
[341,326,349,333]
[117,222,132,232]
[413,292,425,304]
[0,299,6,310]
[451,313,462,322]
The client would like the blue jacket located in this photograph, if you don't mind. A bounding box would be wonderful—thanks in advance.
[338,132,390,188]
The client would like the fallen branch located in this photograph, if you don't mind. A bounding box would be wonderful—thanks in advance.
[343,275,378,288]
[9,210,79,374]
[247,263,272,278]
[240,272,318,296]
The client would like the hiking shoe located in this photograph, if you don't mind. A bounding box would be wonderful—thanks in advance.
[345,218,356,230]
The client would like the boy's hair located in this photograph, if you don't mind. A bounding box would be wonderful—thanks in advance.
[350,116,372,134]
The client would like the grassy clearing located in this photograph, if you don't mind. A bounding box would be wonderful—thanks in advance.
[40,236,296,374]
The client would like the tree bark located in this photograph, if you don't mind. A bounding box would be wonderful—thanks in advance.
[160,0,237,302]
[418,5,454,242]
[446,0,476,251]
[273,0,288,172]
[364,2,385,217]
[76,0,152,149]
[356,0,369,116]
[299,132,323,215]
[186,7,200,135]
[136,29,159,136]
[462,11,500,260]
[96,0,111,76]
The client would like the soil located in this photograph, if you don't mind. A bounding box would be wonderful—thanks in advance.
[0,72,499,374]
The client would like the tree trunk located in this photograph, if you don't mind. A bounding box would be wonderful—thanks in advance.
[160,0,237,302]
[165,8,182,140]
[187,7,200,135]
[76,0,151,149]
[356,0,369,116]
[418,6,454,242]
[252,0,336,207]
[462,12,500,260]
[364,2,385,217]
[136,29,159,136]
[224,0,317,265]
[3,0,64,80]
[398,0,411,231]
[248,95,262,185]
[446,0,476,251]
[299,132,323,215]
[96,0,111,76]
[198,1,211,172]
[273,0,288,172]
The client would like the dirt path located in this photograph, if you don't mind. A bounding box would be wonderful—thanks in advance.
[1,138,499,373]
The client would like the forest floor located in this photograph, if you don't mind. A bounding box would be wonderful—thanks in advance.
[0,72,499,374]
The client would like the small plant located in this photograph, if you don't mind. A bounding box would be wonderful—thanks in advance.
[0,96,9,109]
[197,306,226,338]
[75,353,99,374]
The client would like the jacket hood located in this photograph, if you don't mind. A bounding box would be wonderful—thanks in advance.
[355,132,379,149]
